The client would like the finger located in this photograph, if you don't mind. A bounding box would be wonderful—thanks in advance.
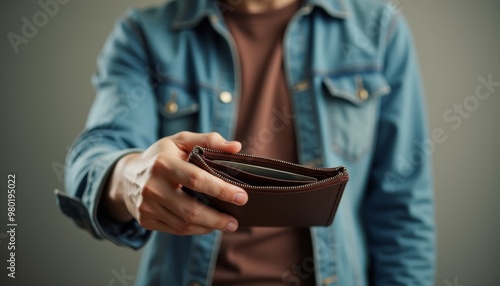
[135,198,218,235]
[168,158,248,205]
[173,131,242,154]
[138,176,241,232]
[158,200,238,233]
[142,217,214,235]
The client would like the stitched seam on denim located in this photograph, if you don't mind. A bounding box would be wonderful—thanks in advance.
[157,76,223,94]
[124,15,156,89]
[312,65,381,77]
[385,12,400,46]
[332,141,371,163]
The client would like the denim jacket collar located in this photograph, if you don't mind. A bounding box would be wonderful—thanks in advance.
[172,0,349,29]
[307,0,349,19]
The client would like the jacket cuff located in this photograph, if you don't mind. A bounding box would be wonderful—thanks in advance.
[78,149,150,249]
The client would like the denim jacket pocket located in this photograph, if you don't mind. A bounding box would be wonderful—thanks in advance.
[322,73,391,161]
[157,83,200,136]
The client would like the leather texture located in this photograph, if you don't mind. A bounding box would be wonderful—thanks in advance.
[182,146,349,227]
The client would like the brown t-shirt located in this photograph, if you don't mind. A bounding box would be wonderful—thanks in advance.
[213,2,315,285]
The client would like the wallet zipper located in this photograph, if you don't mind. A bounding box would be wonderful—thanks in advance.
[190,146,348,190]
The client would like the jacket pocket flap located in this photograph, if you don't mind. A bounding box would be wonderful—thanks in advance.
[158,84,200,118]
[322,73,391,105]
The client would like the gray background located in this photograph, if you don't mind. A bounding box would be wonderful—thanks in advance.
[0,0,499,285]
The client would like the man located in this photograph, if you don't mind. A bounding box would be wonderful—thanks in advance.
[57,0,436,285]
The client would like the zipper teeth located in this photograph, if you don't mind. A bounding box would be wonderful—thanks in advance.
[195,146,344,171]
[191,146,348,190]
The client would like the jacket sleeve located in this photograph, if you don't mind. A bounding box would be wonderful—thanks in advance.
[363,15,436,285]
[56,10,157,250]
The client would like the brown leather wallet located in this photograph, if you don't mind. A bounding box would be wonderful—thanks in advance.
[182,146,349,227]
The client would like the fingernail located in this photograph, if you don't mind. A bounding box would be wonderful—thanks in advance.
[224,140,239,145]
[224,221,238,232]
[233,193,247,205]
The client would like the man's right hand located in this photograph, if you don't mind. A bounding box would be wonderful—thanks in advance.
[102,131,248,235]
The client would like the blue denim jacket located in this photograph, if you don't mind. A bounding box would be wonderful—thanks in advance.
[57,0,436,285]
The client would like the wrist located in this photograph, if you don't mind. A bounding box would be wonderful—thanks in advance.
[102,152,141,223]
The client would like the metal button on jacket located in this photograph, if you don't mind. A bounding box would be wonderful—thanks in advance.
[358,88,369,101]
[165,92,179,113]
[219,91,232,103]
